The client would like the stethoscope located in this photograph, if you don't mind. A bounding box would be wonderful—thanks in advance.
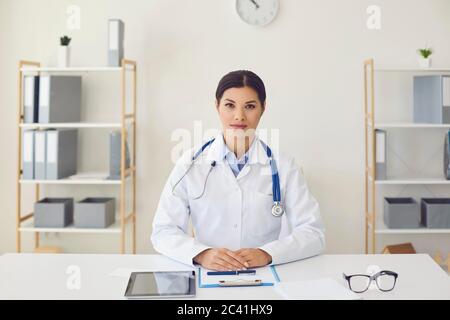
[171,138,284,217]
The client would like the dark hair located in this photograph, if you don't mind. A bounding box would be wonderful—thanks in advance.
[215,70,266,106]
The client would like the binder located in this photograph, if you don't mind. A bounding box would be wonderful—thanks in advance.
[38,75,82,123]
[46,129,78,180]
[34,130,47,180]
[443,76,450,107]
[444,131,450,180]
[23,76,39,123]
[414,75,450,123]
[108,19,124,67]
[375,129,386,180]
[108,130,130,180]
[22,130,35,179]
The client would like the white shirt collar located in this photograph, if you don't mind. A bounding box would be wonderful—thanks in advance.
[206,132,270,165]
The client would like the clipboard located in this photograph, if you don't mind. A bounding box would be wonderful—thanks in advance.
[198,266,280,288]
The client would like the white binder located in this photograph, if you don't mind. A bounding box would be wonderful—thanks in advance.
[108,19,124,67]
[38,75,82,123]
[46,129,78,180]
[34,130,47,180]
[23,76,39,123]
[22,130,35,179]
[443,76,450,107]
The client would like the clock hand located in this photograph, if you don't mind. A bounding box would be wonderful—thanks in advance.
[249,0,260,9]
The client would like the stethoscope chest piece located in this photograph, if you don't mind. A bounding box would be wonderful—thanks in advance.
[272,202,284,217]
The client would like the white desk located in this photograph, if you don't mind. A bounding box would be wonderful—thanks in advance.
[0,253,449,300]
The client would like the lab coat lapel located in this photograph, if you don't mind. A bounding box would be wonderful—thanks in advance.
[236,164,251,180]
[205,133,227,163]
[204,134,240,186]
[236,136,270,180]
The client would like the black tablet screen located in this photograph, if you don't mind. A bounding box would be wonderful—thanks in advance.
[127,271,195,297]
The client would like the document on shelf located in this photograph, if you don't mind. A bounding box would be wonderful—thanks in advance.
[199,266,279,288]
[274,278,361,300]
[67,172,109,180]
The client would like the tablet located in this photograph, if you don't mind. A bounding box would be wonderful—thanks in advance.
[124,271,196,299]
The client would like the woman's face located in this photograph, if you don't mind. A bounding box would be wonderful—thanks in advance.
[216,86,265,138]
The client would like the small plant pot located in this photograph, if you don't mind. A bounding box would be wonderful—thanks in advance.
[418,57,431,68]
[58,46,70,68]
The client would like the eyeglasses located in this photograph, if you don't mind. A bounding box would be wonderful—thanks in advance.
[343,270,398,293]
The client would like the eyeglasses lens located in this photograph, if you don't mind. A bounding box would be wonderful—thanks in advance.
[376,274,396,291]
[349,275,370,293]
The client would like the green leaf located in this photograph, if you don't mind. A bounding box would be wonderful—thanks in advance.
[60,35,72,46]
[417,47,432,58]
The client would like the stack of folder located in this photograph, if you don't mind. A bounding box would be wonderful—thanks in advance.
[22,129,78,180]
[23,75,82,123]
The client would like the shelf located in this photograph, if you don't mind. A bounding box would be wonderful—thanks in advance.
[20,172,129,185]
[371,177,450,185]
[373,123,450,129]
[16,59,137,254]
[19,218,121,234]
[374,67,450,72]
[370,221,450,234]
[375,227,450,234]
[20,66,124,73]
[20,123,122,129]
[364,59,450,254]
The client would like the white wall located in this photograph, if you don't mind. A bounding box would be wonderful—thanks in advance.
[1,0,450,255]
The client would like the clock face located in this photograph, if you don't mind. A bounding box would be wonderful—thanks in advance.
[236,0,279,27]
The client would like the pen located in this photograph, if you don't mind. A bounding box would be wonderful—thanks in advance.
[207,270,256,276]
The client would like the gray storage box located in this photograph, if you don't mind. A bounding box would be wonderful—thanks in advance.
[421,198,450,228]
[74,198,115,228]
[384,197,420,229]
[34,198,73,228]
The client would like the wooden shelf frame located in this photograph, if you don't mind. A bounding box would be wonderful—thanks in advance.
[364,59,450,253]
[364,59,376,254]
[16,59,137,254]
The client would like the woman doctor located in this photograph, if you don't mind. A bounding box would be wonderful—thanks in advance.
[151,70,325,271]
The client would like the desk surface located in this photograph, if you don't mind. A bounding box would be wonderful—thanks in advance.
[0,253,449,300]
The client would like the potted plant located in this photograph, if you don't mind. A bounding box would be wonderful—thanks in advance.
[417,47,432,68]
[58,35,72,68]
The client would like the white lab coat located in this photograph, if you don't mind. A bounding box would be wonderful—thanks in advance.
[151,133,325,267]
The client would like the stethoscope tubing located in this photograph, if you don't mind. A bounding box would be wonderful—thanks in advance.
[171,138,284,216]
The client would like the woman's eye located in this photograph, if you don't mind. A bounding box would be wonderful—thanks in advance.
[225,103,234,108]
[245,104,256,109]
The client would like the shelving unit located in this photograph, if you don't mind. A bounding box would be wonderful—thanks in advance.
[364,59,450,254]
[16,59,137,254]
